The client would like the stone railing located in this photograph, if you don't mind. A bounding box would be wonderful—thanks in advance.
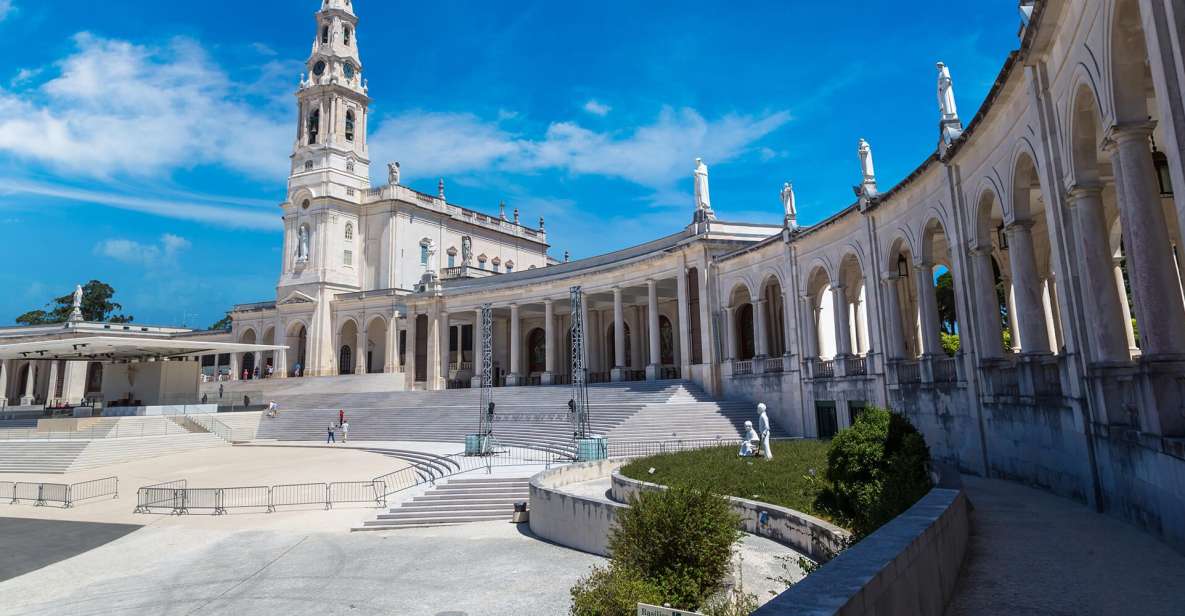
[895,360,922,384]
[733,359,754,376]
[844,355,868,376]
[753,485,969,616]
[933,356,958,383]
[811,359,835,380]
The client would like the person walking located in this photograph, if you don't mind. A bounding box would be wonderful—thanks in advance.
[338,409,345,427]
[342,420,349,443]
[327,423,336,444]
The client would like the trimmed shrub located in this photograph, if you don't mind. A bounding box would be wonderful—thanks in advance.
[608,483,742,609]
[816,407,932,537]
[570,565,663,616]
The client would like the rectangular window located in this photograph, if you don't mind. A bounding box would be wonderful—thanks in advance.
[815,402,838,439]
[506,264,513,273]
[448,255,455,268]
[493,264,500,273]
[420,245,428,265]
[344,250,353,266]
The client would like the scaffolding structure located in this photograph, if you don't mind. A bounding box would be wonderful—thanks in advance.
[468,303,497,455]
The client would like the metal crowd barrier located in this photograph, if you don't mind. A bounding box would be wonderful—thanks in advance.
[5,477,118,508]
[135,481,385,515]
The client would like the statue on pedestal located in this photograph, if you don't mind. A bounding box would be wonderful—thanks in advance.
[781,182,798,230]
[387,161,401,186]
[296,225,310,262]
[937,62,958,122]
[461,236,473,266]
[69,284,84,322]
[694,158,712,212]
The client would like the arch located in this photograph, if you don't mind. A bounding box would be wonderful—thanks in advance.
[836,251,868,356]
[882,229,916,274]
[759,273,788,357]
[307,108,320,145]
[658,315,675,364]
[1010,149,1043,224]
[343,25,352,46]
[363,314,389,374]
[727,281,755,308]
[85,362,103,394]
[344,222,353,241]
[285,321,309,376]
[527,328,546,374]
[237,328,258,345]
[345,110,356,141]
[338,318,359,375]
[321,25,329,45]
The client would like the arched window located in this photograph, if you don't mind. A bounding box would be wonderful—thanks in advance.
[343,26,352,46]
[321,26,329,45]
[304,160,313,172]
[659,316,675,364]
[346,160,355,173]
[339,345,353,375]
[345,110,355,142]
[344,223,353,241]
[307,108,320,145]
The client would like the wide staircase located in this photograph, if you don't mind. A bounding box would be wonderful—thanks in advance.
[358,476,530,530]
[253,380,778,455]
[0,433,227,473]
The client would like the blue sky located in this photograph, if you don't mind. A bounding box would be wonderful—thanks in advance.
[0,0,1020,327]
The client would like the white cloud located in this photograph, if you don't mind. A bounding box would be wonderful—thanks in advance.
[0,178,279,230]
[0,1,15,23]
[250,42,277,56]
[370,106,791,200]
[582,99,611,117]
[94,233,192,267]
[11,67,39,86]
[0,33,289,179]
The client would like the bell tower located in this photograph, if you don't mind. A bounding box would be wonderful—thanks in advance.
[290,0,370,196]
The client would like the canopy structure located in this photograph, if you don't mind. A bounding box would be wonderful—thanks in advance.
[0,336,286,362]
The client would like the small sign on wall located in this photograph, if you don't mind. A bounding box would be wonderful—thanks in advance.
[637,603,704,616]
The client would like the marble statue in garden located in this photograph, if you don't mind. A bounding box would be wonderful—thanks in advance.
[739,420,759,457]
[757,402,772,460]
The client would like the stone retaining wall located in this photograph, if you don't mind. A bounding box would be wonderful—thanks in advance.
[528,459,627,556]
[752,487,969,615]
[610,470,847,562]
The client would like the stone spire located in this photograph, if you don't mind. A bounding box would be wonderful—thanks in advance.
[499,201,507,221]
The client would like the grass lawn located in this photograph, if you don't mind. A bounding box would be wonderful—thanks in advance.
[618,440,832,520]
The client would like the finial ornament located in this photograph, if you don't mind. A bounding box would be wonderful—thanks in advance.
[539,216,545,231]
[781,182,798,230]
[438,178,446,200]
[499,201,507,221]
[513,208,520,224]
[854,139,878,201]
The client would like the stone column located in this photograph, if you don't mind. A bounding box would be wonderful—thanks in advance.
[508,303,522,385]
[1108,123,1185,355]
[406,312,418,387]
[213,353,222,381]
[1004,222,1052,354]
[439,310,450,386]
[696,267,713,366]
[914,264,941,356]
[1041,278,1059,353]
[754,298,769,358]
[881,275,907,359]
[354,327,365,374]
[384,313,399,373]
[543,299,555,384]
[831,284,852,357]
[782,288,797,356]
[1004,277,1021,352]
[20,362,36,405]
[229,353,240,381]
[1067,185,1130,361]
[853,295,869,355]
[0,359,8,406]
[45,361,59,406]
[274,328,289,379]
[646,280,661,379]
[612,287,626,380]
[967,249,1003,359]
[676,270,693,377]
[724,307,738,359]
[629,306,644,369]
[1114,258,1139,354]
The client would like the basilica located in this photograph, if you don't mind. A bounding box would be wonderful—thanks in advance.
[222,0,1185,548]
[3,0,1185,552]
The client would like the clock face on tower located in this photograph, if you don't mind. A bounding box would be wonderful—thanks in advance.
[313,61,326,76]
[344,63,355,79]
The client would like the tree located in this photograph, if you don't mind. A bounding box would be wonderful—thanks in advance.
[15,280,133,325]
[209,313,232,331]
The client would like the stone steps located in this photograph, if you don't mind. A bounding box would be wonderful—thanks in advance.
[356,476,529,531]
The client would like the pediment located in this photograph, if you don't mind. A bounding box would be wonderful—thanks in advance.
[279,290,317,305]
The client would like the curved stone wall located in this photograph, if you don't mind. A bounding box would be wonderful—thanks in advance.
[528,459,627,556]
[610,470,846,562]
